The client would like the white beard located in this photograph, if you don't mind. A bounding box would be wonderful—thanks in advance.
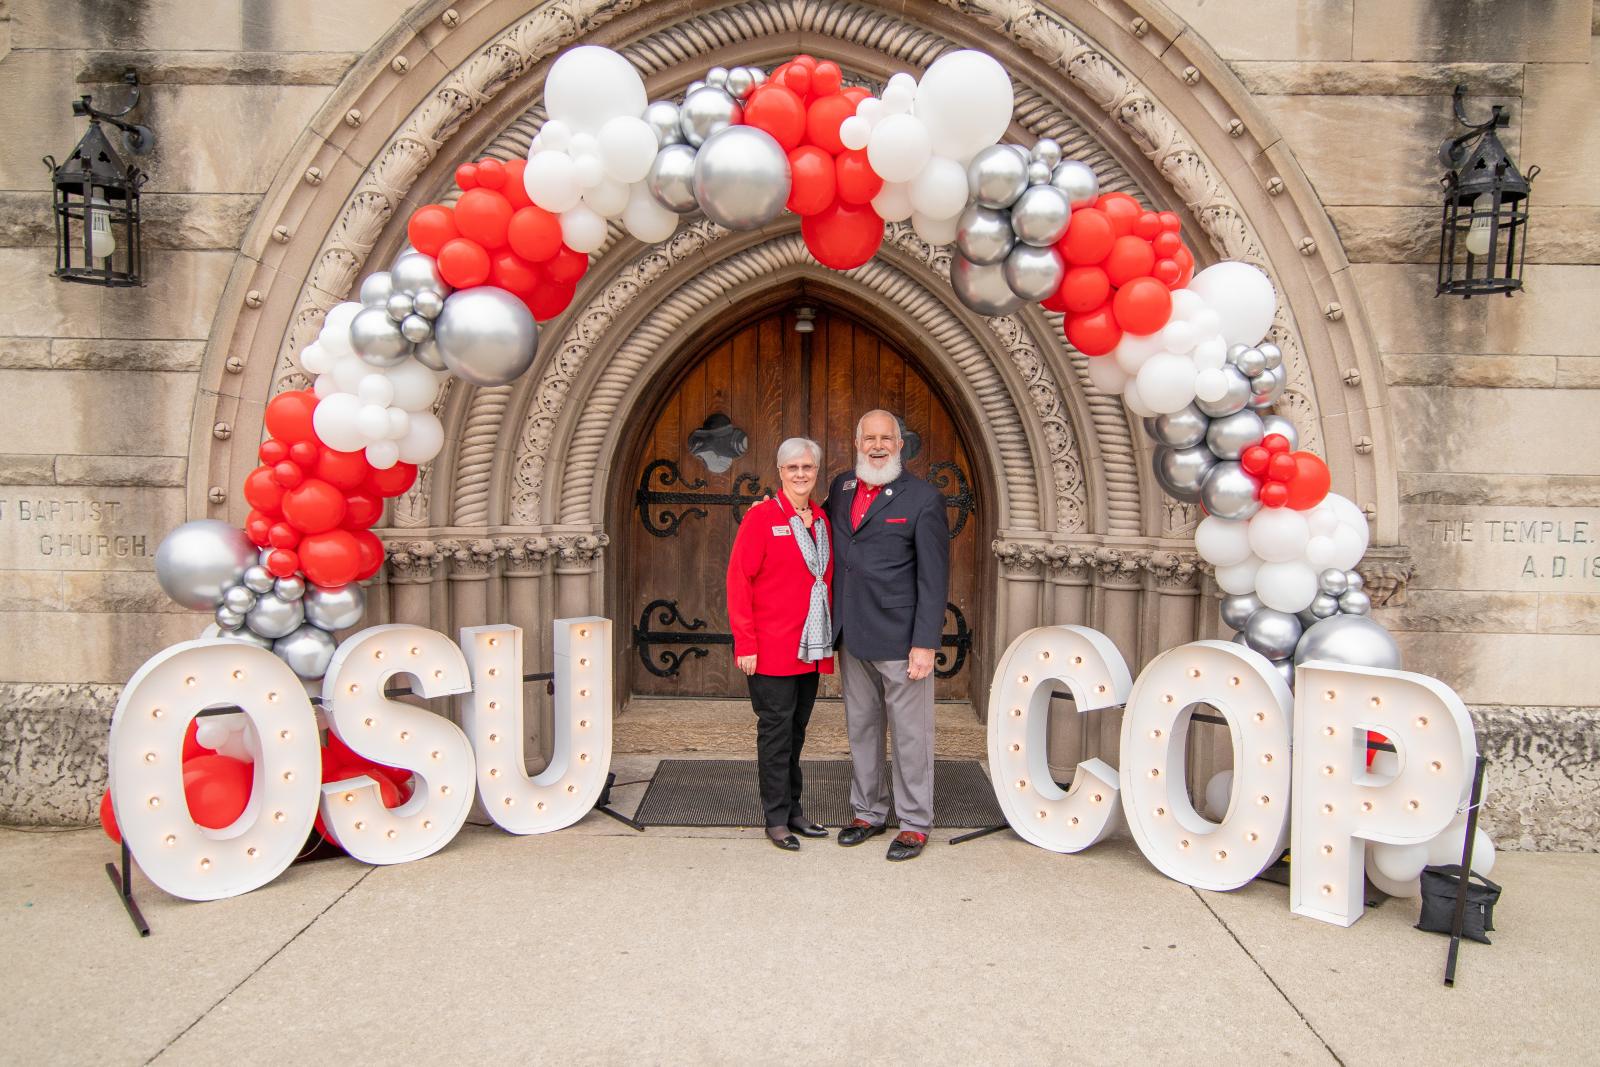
[855,451,902,487]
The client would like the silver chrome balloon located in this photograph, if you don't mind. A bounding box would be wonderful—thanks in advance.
[274,623,338,680]
[1219,592,1263,631]
[724,67,755,99]
[433,287,541,387]
[390,252,451,299]
[1195,365,1252,418]
[1009,185,1071,247]
[1257,341,1283,371]
[400,313,434,344]
[1337,589,1372,615]
[303,583,367,631]
[1345,570,1365,592]
[1293,614,1401,669]
[245,592,305,640]
[359,272,394,308]
[691,125,791,231]
[949,255,1026,317]
[967,145,1028,210]
[1026,160,1051,186]
[221,584,257,615]
[1236,346,1267,377]
[215,605,245,631]
[1272,658,1296,691]
[1152,444,1217,504]
[1205,409,1264,461]
[155,520,257,611]
[1246,365,1286,412]
[223,627,275,651]
[1049,159,1099,208]
[412,288,445,320]
[1225,343,1251,366]
[1146,404,1210,450]
[274,575,306,601]
[646,143,700,213]
[643,100,685,147]
[1310,592,1341,619]
[705,66,729,88]
[1031,138,1062,170]
[955,203,1016,266]
[350,305,412,367]
[1002,243,1064,302]
[242,565,276,595]
[412,338,448,372]
[1259,414,1299,450]
[1244,607,1303,662]
[385,291,415,323]
[1200,461,1262,521]
[679,85,742,148]
[1317,568,1349,597]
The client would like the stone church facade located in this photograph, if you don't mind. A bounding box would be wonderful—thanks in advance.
[1,0,1595,849]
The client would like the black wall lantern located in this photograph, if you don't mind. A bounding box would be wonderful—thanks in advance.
[1437,84,1537,298]
[42,70,153,287]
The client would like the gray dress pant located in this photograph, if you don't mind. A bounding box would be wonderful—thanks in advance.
[839,647,935,835]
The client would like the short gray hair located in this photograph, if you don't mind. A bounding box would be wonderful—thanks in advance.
[854,409,902,443]
[776,437,823,469]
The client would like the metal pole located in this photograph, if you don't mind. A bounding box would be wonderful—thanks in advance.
[1444,755,1486,986]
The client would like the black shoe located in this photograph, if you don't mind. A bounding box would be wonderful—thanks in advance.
[837,820,886,847]
[886,832,927,862]
[766,826,800,852]
[788,820,829,838]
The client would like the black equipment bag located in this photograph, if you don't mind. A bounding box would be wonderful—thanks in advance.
[1416,864,1501,944]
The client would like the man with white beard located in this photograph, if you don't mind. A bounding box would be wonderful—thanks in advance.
[823,409,949,861]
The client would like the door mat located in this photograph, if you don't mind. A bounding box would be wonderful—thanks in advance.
[633,758,1004,828]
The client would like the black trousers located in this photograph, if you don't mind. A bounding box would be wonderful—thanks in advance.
[746,671,820,829]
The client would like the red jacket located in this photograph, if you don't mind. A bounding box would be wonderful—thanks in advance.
[726,495,834,676]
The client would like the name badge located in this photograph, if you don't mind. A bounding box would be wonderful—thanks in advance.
[771,525,792,536]
[844,480,857,490]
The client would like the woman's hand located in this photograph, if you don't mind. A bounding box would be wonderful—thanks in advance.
[737,654,758,676]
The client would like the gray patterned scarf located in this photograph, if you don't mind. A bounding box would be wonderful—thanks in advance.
[789,509,832,662]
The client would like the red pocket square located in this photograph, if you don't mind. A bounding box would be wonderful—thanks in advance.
[885,517,908,524]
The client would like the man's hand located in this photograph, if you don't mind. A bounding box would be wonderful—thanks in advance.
[907,647,936,681]
[737,654,758,676]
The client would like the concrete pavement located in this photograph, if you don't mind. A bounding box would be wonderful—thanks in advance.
[2,757,1594,1065]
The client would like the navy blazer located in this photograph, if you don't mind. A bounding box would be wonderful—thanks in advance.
[824,469,950,661]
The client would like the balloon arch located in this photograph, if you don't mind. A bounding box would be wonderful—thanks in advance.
[127,44,1405,855]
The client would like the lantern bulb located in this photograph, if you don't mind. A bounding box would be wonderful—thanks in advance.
[88,196,116,260]
[1465,193,1494,257]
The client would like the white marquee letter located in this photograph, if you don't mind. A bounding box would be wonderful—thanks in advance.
[987,625,1130,852]
[461,618,614,832]
[1120,642,1293,892]
[320,625,476,864]
[1291,662,1477,926]
[109,640,322,901]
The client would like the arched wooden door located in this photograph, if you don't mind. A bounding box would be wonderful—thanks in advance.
[625,305,981,702]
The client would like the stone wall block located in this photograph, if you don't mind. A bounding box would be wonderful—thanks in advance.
[0,369,197,458]
[1233,61,1523,97]
[0,454,57,484]
[1471,704,1600,852]
[1384,353,1558,389]
[0,610,200,683]
[0,682,119,826]
[1162,0,1353,61]
[1520,39,1600,207]
[54,455,187,487]
[10,0,405,53]
[61,571,189,614]
[49,338,206,372]
[1485,265,1600,357]
[1395,631,1600,706]
[1537,593,1600,635]
[1390,386,1600,478]
[1352,0,1592,63]
[1378,590,1540,633]
[1349,263,1486,353]
[0,570,64,611]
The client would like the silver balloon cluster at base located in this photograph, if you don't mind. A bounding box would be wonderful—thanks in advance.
[155,519,366,684]
[349,253,453,371]
[1219,568,1395,691]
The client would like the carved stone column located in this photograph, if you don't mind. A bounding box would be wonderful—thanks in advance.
[1091,549,1146,772]
[445,538,499,638]
[553,533,608,620]
[1044,543,1092,626]
[499,535,554,771]
[993,539,1047,654]
[385,540,445,630]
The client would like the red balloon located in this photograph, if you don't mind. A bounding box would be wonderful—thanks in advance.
[1104,234,1157,287]
[315,763,406,846]
[834,148,883,206]
[282,478,348,534]
[184,718,209,761]
[1152,230,1183,258]
[1059,208,1116,266]
[489,250,542,296]
[1096,192,1142,236]
[272,461,304,489]
[456,163,480,190]
[1262,433,1291,454]
[475,158,506,190]
[299,530,363,587]
[1286,453,1332,511]
[268,522,301,550]
[507,206,563,264]
[1152,258,1183,287]
[1158,211,1182,233]
[804,93,856,155]
[1134,212,1163,241]
[1267,452,1297,483]
[365,461,417,499]
[315,448,371,492]
[786,145,837,216]
[99,788,121,843]
[526,280,577,321]
[1059,266,1112,314]
[1241,445,1271,477]
[545,245,589,284]
[322,731,410,787]
[1260,481,1290,509]
[436,237,491,288]
[1111,276,1173,336]
[288,440,318,466]
[244,467,285,516]
[801,200,884,270]
[1173,246,1195,288]
[791,54,817,70]
[743,84,807,152]
[1041,284,1071,313]
[245,512,272,547]
[259,439,288,465]
[1064,303,1123,356]
[785,63,812,98]
[502,160,532,210]
[455,188,514,251]
[407,205,459,258]
[811,61,843,97]
[840,86,872,106]
[182,754,253,830]
[266,548,300,578]
[264,390,319,445]
[352,528,385,581]
[342,492,384,530]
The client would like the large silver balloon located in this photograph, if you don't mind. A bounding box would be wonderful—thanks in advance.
[303,583,367,631]
[1244,607,1303,662]
[955,204,1016,266]
[360,271,394,308]
[1200,461,1262,521]
[1259,414,1299,450]
[245,591,305,640]
[1271,658,1296,691]
[1152,444,1217,503]
[275,574,306,602]
[679,85,742,147]
[1009,185,1071,247]
[155,520,257,611]
[390,252,451,299]
[1219,592,1262,631]
[1337,589,1372,615]
[433,287,541,387]
[949,256,1026,317]
[1246,365,1286,412]
[241,565,276,595]
[1195,365,1252,418]
[1002,244,1064,302]
[1049,159,1099,208]
[643,100,684,146]
[1031,138,1062,170]
[967,145,1028,209]
[222,627,275,651]
[692,125,790,231]
[274,623,338,680]
[221,585,257,615]
[1145,404,1209,450]
[350,305,412,367]
[1205,409,1264,460]
[646,143,700,213]
[1293,614,1401,670]
[412,338,449,372]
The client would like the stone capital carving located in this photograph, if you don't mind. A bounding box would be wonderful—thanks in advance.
[1357,546,1414,607]
[444,537,501,578]
[496,535,555,574]
[552,532,609,565]
[385,539,446,583]
[993,538,1202,589]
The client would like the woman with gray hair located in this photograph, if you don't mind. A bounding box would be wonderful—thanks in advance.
[725,436,835,851]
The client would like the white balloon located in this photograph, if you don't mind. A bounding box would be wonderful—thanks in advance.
[330,350,368,395]
[868,113,933,184]
[1196,515,1254,567]
[581,176,630,218]
[319,302,362,359]
[311,392,365,452]
[1202,769,1233,822]
[871,181,914,223]
[1327,525,1367,571]
[1305,534,1341,571]
[299,341,331,376]
[1215,556,1261,596]
[910,210,959,246]
[1161,318,1199,355]
[540,119,572,152]
[1113,332,1165,375]
[397,411,445,464]
[839,115,871,151]
[909,156,969,220]
[1084,353,1129,394]
[365,440,400,470]
[1189,262,1277,348]
[1194,367,1229,403]
[1254,560,1318,612]
[573,151,604,189]
[597,115,658,183]
[622,181,680,243]
[1121,377,1155,417]
[1193,336,1228,370]
[357,373,395,408]
[560,204,609,254]
[358,403,391,441]
[195,718,231,751]
[1134,352,1199,415]
[386,407,410,440]
[913,49,1014,164]
[1371,841,1431,883]
[543,45,647,135]
[1307,497,1342,537]
[1169,287,1205,321]
[385,359,443,411]
[856,98,885,125]
[1248,508,1311,563]
[524,150,582,213]
[312,373,338,399]
[1193,308,1223,338]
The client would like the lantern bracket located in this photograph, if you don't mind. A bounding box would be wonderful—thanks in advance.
[71,69,154,155]
[1438,84,1507,171]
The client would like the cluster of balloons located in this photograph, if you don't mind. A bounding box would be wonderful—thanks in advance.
[1050,192,1195,353]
